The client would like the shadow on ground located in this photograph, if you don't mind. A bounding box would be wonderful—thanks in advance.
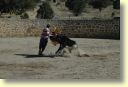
[15,54,56,58]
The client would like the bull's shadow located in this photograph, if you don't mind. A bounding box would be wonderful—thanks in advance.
[15,54,56,58]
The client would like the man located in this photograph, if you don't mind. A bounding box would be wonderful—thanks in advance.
[38,24,50,55]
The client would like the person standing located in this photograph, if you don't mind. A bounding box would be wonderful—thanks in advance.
[38,24,50,55]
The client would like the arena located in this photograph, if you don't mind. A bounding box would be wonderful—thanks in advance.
[0,37,120,80]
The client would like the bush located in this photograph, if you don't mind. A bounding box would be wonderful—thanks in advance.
[113,0,120,9]
[65,0,86,16]
[36,1,54,19]
[89,0,112,12]
[65,0,75,10]
[20,13,29,19]
[0,0,40,14]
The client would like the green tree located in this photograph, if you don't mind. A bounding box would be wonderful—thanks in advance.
[36,1,54,19]
[113,0,120,9]
[65,0,74,10]
[65,0,86,16]
[0,0,40,14]
[20,13,29,19]
[89,0,112,12]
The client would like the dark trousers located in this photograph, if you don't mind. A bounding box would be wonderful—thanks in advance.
[38,37,48,55]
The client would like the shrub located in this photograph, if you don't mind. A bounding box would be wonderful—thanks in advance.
[113,0,120,9]
[65,0,86,16]
[89,0,112,12]
[0,0,40,14]
[36,1,54,19]
[65,0,73,10]
[20,13,29,19]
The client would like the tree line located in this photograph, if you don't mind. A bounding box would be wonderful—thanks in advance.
[0,0,40,14]
[0,0,120,19]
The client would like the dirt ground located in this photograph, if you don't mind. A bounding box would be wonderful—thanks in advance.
[0,37,120,80]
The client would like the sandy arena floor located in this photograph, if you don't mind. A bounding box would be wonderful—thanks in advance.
[0,37,120,80]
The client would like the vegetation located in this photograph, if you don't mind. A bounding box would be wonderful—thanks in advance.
[113,0,120,9]
[0,0,120,19]
[89,0,112,12]
[0,0,40,14]
[20,13,29,19]
[65,0,86,16]
[36,1,54,19]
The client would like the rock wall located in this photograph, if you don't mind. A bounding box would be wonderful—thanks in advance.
[0,18,120,39]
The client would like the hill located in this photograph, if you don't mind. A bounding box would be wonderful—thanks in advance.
[0,0,120,19]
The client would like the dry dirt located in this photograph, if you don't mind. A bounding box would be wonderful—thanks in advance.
[0,37,120,80]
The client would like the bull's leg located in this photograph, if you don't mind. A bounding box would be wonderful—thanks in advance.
[68,47,72,53]
[55,44,66,56]
[68,44,78,53]
[38,49,42,55]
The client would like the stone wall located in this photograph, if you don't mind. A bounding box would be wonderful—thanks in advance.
[0,18,120,39]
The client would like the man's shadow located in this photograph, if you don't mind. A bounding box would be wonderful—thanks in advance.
[15,54,56,58]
